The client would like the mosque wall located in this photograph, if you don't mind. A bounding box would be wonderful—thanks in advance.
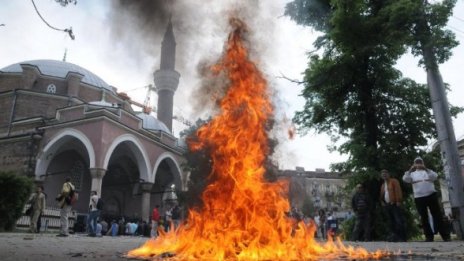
[0,137,29,174]
[0,93,14,133]
[14,92,68,120]
[33,77,68,95]
[0,74,21,89]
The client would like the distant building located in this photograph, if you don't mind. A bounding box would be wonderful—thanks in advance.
[0,21,186,223]
[439,139,464,216]
[279,167,349,218]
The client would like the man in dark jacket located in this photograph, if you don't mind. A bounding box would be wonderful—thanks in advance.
[351,183,372,241]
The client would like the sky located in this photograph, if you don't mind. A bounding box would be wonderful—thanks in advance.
[1,0,464,172]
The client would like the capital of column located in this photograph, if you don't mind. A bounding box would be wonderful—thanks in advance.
[140,182,154,193]
[89,168,106,179]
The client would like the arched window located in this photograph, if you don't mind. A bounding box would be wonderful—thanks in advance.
[70,160,85,191]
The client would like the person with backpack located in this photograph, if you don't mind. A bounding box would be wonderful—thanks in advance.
[351,183,372,241]
[87,191,100,237]
[55,176,75,237]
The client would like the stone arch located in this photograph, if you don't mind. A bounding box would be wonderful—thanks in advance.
[35,128,95,179]
[152,152,183,189]
[103,134,150,183]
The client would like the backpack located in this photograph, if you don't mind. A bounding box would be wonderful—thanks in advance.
[96,198,104,210]
[65,184,78,205]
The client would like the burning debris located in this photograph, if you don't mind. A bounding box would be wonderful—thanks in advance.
[126,18,386,260]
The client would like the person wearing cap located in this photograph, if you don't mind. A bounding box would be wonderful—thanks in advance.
[403,157,451,242]
[380,169,407,241]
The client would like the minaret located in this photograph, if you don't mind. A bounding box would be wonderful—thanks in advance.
[154,19,180,132]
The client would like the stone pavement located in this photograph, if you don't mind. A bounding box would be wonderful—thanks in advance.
[0,232,463,260]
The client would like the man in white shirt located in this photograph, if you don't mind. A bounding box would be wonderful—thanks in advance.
[87,191,99,237]
[403,157,450,242]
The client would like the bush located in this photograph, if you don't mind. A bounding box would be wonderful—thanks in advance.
[0,171,33,231]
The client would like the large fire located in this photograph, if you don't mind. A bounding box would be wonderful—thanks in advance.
[128,18,385,260]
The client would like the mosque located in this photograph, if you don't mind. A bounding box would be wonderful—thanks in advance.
[0,20,376,229]
[0,22,187,224]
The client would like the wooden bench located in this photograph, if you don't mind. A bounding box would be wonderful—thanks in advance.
[17,204,76,232]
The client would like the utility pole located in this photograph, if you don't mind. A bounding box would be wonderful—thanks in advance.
[417,2,464,239]
[426,64,464,239]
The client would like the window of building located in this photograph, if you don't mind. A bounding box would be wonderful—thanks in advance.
[70,160,85,191]
[46,84,56,94]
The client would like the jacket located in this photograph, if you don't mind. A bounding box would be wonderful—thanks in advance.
[380,178,402,204]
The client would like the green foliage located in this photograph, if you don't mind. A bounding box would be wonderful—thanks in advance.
[0,171,33,231]
[339,216,355,240]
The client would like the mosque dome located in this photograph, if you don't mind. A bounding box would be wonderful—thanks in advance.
[0,59,113,92]
[136,113,171,133]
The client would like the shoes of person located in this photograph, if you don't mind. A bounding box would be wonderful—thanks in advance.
[425,238,434,242]
[56,234,68,237]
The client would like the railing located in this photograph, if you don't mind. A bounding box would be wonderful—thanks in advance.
[16,204,76,232]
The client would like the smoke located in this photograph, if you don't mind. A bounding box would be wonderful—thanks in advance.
[107,0,285,111]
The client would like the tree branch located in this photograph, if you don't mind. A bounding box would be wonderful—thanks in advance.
[276,72,305,85]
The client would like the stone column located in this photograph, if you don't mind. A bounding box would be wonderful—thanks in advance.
[140,182,153,222]
[89,168,106,196]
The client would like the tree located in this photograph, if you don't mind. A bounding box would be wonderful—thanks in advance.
[285,0,461,239]
[0,171,33,231]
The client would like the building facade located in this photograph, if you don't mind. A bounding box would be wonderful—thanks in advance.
[0,22,186,223]
[279,167,350,218]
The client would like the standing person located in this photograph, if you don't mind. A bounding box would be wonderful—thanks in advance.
[164,207,173,232]
[56,177,74,237]
[313,212,321,238]
[151,205,160,238]
[171,205,181,229]
[326,212,338,238]
[318,209,327,240]
[403,157,451,242]
[351,183,372,241]
[29,185,46,233]
[87,191,99,237]
[380,169,407,242]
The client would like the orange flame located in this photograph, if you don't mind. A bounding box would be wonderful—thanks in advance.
[128,18,386,260]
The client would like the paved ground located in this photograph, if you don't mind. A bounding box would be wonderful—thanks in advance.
[1,232,463,260]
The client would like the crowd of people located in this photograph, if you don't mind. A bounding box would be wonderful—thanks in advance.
[350,156,452,242]
[25,176,183,238]
[25,156,453,242]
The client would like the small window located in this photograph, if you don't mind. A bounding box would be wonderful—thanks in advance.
[46,84,56,93]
